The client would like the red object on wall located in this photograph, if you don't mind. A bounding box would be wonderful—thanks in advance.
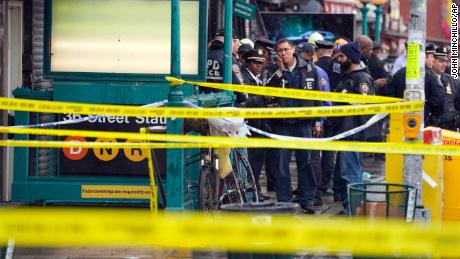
[323,0,354,14]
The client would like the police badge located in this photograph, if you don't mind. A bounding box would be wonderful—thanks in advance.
[447,83,452,95]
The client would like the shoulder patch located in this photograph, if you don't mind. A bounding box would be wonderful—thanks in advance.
[359,82,370,95]
[320,77,327,87]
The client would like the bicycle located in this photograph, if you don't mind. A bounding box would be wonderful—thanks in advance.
[184,117,260,211]
[198,147,260,211]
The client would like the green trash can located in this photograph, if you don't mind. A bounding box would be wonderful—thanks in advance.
[221,201,300,259]
[348,183,417,221]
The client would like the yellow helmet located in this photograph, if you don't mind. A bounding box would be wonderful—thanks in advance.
[334,38,348,46]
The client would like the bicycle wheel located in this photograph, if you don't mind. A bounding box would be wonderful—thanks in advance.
[198,166,220,211]
[233,149,259,202]
[220,173,244,205]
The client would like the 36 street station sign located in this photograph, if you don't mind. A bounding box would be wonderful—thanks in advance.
[59,114,166,177]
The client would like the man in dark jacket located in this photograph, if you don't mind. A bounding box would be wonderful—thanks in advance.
[314,40,337,199]
[333,42,378,214]
[263,39,320,213]
[241,49,271,200]
[205,29,246,104]
[385,43,445,126]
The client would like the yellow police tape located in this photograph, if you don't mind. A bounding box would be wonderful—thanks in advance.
[166,76,403,104]
[2,127,460,156]
[0,96,422,118]
[0,208,459,257]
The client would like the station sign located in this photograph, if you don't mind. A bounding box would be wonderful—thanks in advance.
[234,0,255,20]
[59,114,166,177]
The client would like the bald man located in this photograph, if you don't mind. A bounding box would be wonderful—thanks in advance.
[355,35,373,63]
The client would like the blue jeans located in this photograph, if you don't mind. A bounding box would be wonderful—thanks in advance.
[273,122,316,206]
[335,151,362,212]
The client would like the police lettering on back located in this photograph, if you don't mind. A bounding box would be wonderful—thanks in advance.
[207,59,222,79]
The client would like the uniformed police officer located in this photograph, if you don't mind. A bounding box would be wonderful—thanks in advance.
[386,43,445,126]
[432,47,460,130]
[333,42,378,214]
[297,42,332,206]
[241,49,271,201]
[263,39,320,213]
[205,29,246,104]
[314,39,337,198]
[254,37,277,192]
[255,38,276,67]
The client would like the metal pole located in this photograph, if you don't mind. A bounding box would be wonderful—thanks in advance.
[166,0,185,210]
[223,0,233,84]
[374,5,383,43]
[403,0,426,211]
[171,0,181,80]
[361,3,369,36]
[244,0,250,38]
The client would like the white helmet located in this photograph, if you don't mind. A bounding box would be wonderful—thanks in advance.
[308,32,324,44]
[240,38,254,48]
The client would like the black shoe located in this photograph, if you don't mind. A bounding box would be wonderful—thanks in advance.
[301,205,316,214]
[292,188,299,195]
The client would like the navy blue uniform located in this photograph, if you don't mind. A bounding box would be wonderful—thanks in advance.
[263,54,319,208]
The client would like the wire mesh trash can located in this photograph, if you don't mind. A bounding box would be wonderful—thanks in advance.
[221,201,300,259]
[348,183,417,221]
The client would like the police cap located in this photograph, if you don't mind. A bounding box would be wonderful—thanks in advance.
[315,40,334,49]
[254,38,275,51]
[245,48,265,63]
[425,43,436,54]
[434,46,449,61]
[296,42,315,54]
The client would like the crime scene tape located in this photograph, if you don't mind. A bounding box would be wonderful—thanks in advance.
[1,127,460,156]
[0,208,460,257]
[0,97,422,118]
[166,76,403,104]
[183,100,388,143]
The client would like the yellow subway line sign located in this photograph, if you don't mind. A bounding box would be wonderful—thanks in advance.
[0,97,422,118]
[166,76,403,104]
[0,208,460,257]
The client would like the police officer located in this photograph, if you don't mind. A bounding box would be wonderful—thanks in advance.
[315,40,334,71]
[386,43,445,126]
[255,38,276,67]
[206,29,246,104]
[432,47,460,130]
[254,38,277,192]
[313,40,337,199]
[263,39,320,213]
[297,42,332,206]
[333,42,378,214]
[241,49,271,201]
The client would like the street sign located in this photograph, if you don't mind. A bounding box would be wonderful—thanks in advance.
[234,0,255,20]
